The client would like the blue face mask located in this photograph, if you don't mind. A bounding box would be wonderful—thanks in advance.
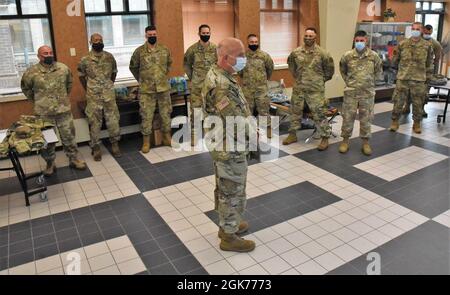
[411,30,421,38]
[355,42,366,52]
[231,56,247,72]
[423,34,432,40]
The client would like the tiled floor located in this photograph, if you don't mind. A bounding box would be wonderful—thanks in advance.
[0,101,449,275]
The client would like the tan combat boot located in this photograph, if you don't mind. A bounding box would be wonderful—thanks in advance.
[389,120,399,132]
[339,137,350,154]
[267,127,272,139]
[91,145,102,162]
[141,135,151,153]
[43,161,56,177]
[70,158,87,170]
[218,221,249,239]
[220,233,255,253]
[413,121,422,134]
[362,139,372,156]
[317,137,329,151]
[282,132,297,145]
[111,142,122,158]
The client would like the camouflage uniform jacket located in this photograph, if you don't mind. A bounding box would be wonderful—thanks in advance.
[340,48,383,92]
[287,45,335,92]
[21,62,73,116]
[202,65,253,161]
[184,41,218,89]
[392,38,434,82]
[78,50,118,100]
[129,43,172,94]
[239,49,274,89]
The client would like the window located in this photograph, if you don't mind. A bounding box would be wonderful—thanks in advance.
[84,0,153,81]
[182,0,235,51]
[415,1,446,41]
[260,0,299,65]
[0,0,53,96]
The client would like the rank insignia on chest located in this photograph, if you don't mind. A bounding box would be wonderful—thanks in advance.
[216,98,230,111]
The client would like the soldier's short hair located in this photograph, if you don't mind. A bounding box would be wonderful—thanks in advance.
[354,30,367,38]
[412,22,423,27]
[145,25,157,32]
[305,27,317,34]
[199,24,211,32]
[424,24,433,31]
[247,34,258,40]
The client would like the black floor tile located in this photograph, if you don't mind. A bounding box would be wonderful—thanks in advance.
[172,255,203,274]
[33,234,57,249]
[163,244,191,261]
[8,251,34,268]
[31,216,52,228]
[149,262,179,275]
[128,230,152,245]
[155,233,183,249]
[0,257,7,271]
[80,231,104,246]
[54,219,76,232]
[9,221,31,233]
[9,239,33,256]
[141,251,169,269]
[101,226,124,240]
[55,228,79,243]
[77,222,100,236]
[34,244,59,260]
[0,245,7,258]
[9,229,31,244]
[58,237,82,253]
[97,217,121,231]
[336,221,450,275]
[31,223,55,238]
[134,240,160,256]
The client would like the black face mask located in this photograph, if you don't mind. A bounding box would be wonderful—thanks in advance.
[200,35,210,43]
[92,42,104,52]
[43,56,54,65]
[148,36,157,45]
[249,44,259,51]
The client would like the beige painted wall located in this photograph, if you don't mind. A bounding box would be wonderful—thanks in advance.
[319,0,361,99]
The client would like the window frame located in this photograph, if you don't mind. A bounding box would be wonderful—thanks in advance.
[0,0,56,59]
[415,1,446,41]
[84,0,154,19]
[259,0,300,65]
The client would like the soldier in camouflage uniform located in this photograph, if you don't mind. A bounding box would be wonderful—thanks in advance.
[129,25,174,153]
[283,28,335,151]
[202,38,255,253]
[339,30,383,156]
[21,45,86,176]
[78,33,121,161]
[390,22,434,134]
[183,24,218,146]
[239,34,274,138]
[403,24,443,117]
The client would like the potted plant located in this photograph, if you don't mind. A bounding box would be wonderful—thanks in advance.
[383,8,396,22]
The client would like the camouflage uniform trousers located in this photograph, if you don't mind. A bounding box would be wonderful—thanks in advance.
[341,89,375,139]
[189,86,203,132]
[85,95,121,148]
[392,80,427,122]
[38,112,79,163]
[213,153,248,234]
[139,91,173,135]
[243,86,271,127]
[289,89,331,138]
